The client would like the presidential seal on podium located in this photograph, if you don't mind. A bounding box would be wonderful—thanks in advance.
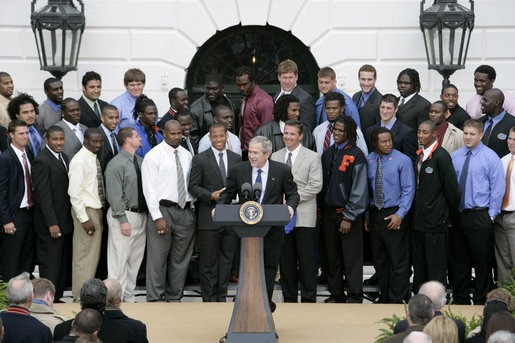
[239,201,263,225]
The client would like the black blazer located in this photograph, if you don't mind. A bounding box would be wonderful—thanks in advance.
[366,119,418,161]
[54,317,135,343]
[180,136,198,155]
[0,146,32,225]
[218,160,300,209]
[32,147,73,235]
[189,149,241,229]
[78,96,108,128]
[396,93,431,130]
[0,125,8,152]
[97,125,117,173]
[274,85,317,132]
[480,112,515,158]
[352,89,382,134]
[104,310,148,343]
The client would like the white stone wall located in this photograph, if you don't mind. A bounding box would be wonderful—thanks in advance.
[1,0,514,113]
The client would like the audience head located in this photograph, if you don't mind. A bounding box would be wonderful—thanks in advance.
[277,59,298,92]
[175,110,193,137]
[76,335,101,343]
[0,72,14,99]
[123,68,145,98]
[488,330,515,343]
[71,309,102,336]
[370,126,393,155]
[419,281,447,311]
[61,98,81,125]
[407,294,434,326]
[7,92,39,123]
[235,66,256,97]
[103,279,122,310]
[79,279,108,313]
[317,67,337,95]
[486,312,515,342]
[423,316,458,343]
[417,120,437,148]
[6,272,33,308]
[440,84,459,110]
[273,94,300,122]
[480,300,510,337]
[213,105,233,131]
[168,87,189,111]
[474,65,496,95]
[358,64,377,94]
[31,278,56,306]
[397,68,421,97]
[487,288,514,313]
[81,71,102,102]
[163,120,182,149]
[44,77,64,104]
[133,95,157,128]
[404,331,433,343]
[333,115,357,147]
[100,105,119,131]
[205,74,224,103]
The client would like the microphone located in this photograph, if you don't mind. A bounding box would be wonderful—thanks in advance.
[252,182,262,202]
[241,182,252,202]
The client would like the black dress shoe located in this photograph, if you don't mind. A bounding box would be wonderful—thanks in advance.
[270,301,277,312]
[324,296,345,303]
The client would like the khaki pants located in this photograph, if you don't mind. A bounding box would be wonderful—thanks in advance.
[72,207,103,302]
[107,208,147,302]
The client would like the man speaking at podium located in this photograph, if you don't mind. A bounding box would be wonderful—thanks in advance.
[218,136,300,311]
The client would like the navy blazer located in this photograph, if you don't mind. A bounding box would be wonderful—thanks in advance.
[352,89,382,134]
[366,119,418,161]
[396,93,431,130]
[274,85,317,132]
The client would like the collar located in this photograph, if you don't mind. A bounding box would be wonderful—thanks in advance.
[381,117,396,130]
[10,143,26,157]
[123,90,137,100]
[82,95,98,109]
[168,106,178,115]
[100,123,114,137]
[399,92,416,104]
[46,146,61,159]
[253,160,269,175]
[417,140,438,159]
[32,299,50,307]
[468,142,484,156]
[7,305,30,315]
[361,87,376,101]
[120,148,135,161]
[63,119,81,131]
[211,146,226,156]
[81,146,98,159]
[286,143,301,155]
[46,99,61,112]
[335,141,349,150]
[488,110,507,124]
[279,85,296,94]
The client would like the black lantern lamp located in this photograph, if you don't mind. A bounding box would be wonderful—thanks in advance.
[420,0,474,87]
[31,0,85,79]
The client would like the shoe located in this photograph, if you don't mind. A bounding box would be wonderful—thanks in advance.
[270,301,277,312]
[229,276,239,283]
[324,296,345,303]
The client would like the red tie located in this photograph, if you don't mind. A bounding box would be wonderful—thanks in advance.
[502,156,514,209]
[22,153,33,206]
[323,122,333,151]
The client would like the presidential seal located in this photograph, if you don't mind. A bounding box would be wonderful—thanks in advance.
[239,201,264,225]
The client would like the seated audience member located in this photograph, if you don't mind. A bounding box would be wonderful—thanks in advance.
[486,289,514,312]
[157,87,189,131]
[404,331,434,343]
[255,94,315,152]
[424,316,459,343]
[76,335,102,343]
[440,84,470,130]
[384,294,434,343]
[487,331,515,343]
[486,312,515,343]
[54,279,135,343]
[111,68,146,129]
[29,278,68,333]
[0,272,53,343]
[428,100,464,154]
[103,279,148,343]
[198,105,242,156]
[395,281,465,343]
[132,94,162,157]
[466,300,509,343]
[55,309,102,343]
[176,110,198,155]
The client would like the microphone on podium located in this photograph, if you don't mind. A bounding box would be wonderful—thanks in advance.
[252,183,262,202]
[241,183,252,202]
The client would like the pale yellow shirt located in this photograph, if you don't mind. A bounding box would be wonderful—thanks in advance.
[68,146,102,222]
[0,94,10,128]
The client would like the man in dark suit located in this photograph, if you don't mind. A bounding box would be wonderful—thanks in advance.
[54,279,135,343]
[97,105,120,172]
[176,110,198,155]
[104,279,148,343]
[396,68,431,130]
[189,123,241,302]
[54,98,88,159]
[0,120,35,282]
[218,135,299,311]
[479,88,515,158]
[32,125,73,301]
[353,64,382,134]
[274,59,317,132]
[366,94,418,161]
[78,71,109,129]
[7,92,45,160]
[55,309,102,343]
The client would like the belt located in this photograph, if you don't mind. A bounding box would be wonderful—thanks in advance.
[159,200,191,209]
[502,210,515,215]
[19,207,32,211]
[370,206,399,212]
[462,207,488,212]
[126,207,146,213]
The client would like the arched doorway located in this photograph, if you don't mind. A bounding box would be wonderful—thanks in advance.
[185,24,320,107]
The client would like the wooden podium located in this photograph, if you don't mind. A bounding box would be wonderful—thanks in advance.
[214,204,291,343]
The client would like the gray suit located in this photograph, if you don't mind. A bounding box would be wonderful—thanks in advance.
[271,145,322,302]
[53,120,87,159]
[37,101,61,132]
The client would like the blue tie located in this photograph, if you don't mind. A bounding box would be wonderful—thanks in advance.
[30,126,41,157]
[255,169,262,203]
[458,150,471,212]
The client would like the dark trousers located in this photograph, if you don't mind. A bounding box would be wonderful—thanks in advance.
[197,226,237,302]
[369,207,410,303]
[411,228,449,294]
[450,209,494,305]
[36,231,72,300]
[263,226,285,303]
[322,210,363,303]
[0,208,34,281]
[280,226,317,303]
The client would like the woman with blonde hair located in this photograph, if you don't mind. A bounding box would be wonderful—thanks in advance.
[424,316,459,343]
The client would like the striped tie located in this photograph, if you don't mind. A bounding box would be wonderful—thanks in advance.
[96,158,106,208]
[175,149,186,208]
[323,122,333,151]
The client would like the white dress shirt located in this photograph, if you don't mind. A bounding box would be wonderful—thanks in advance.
[312,120,369,156]
[198,131,242,156]
[399,92,416,106]
[11,144,31,208]
[46,146,67,171]
[141,141,195,221]
[63,119,84,144]
[285,143,301,166]
[421,140,438,163]
[211,146,228,175]
[501,152,515,211]
[252,160,269,203]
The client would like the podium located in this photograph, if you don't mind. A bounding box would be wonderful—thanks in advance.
[214,203,291,343]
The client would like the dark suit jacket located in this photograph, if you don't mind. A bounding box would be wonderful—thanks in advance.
[53,120,88,159]
[98,125,117,173]
[180,136,198,155]
[104,309,148,343]
[0,310,53,343]
[32,147,73,235]
[480,112,515,158]
[189,148,241,229]
[78,96,108,128]
[55,336,78,343]
[218,160,299,209]
[0,146,32,225]
[0,125,8,152]
[352,89,382,134]
[366,119,418,161]
[54,316,135,343]
[274,85,317,132]
[396,93,431,130]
